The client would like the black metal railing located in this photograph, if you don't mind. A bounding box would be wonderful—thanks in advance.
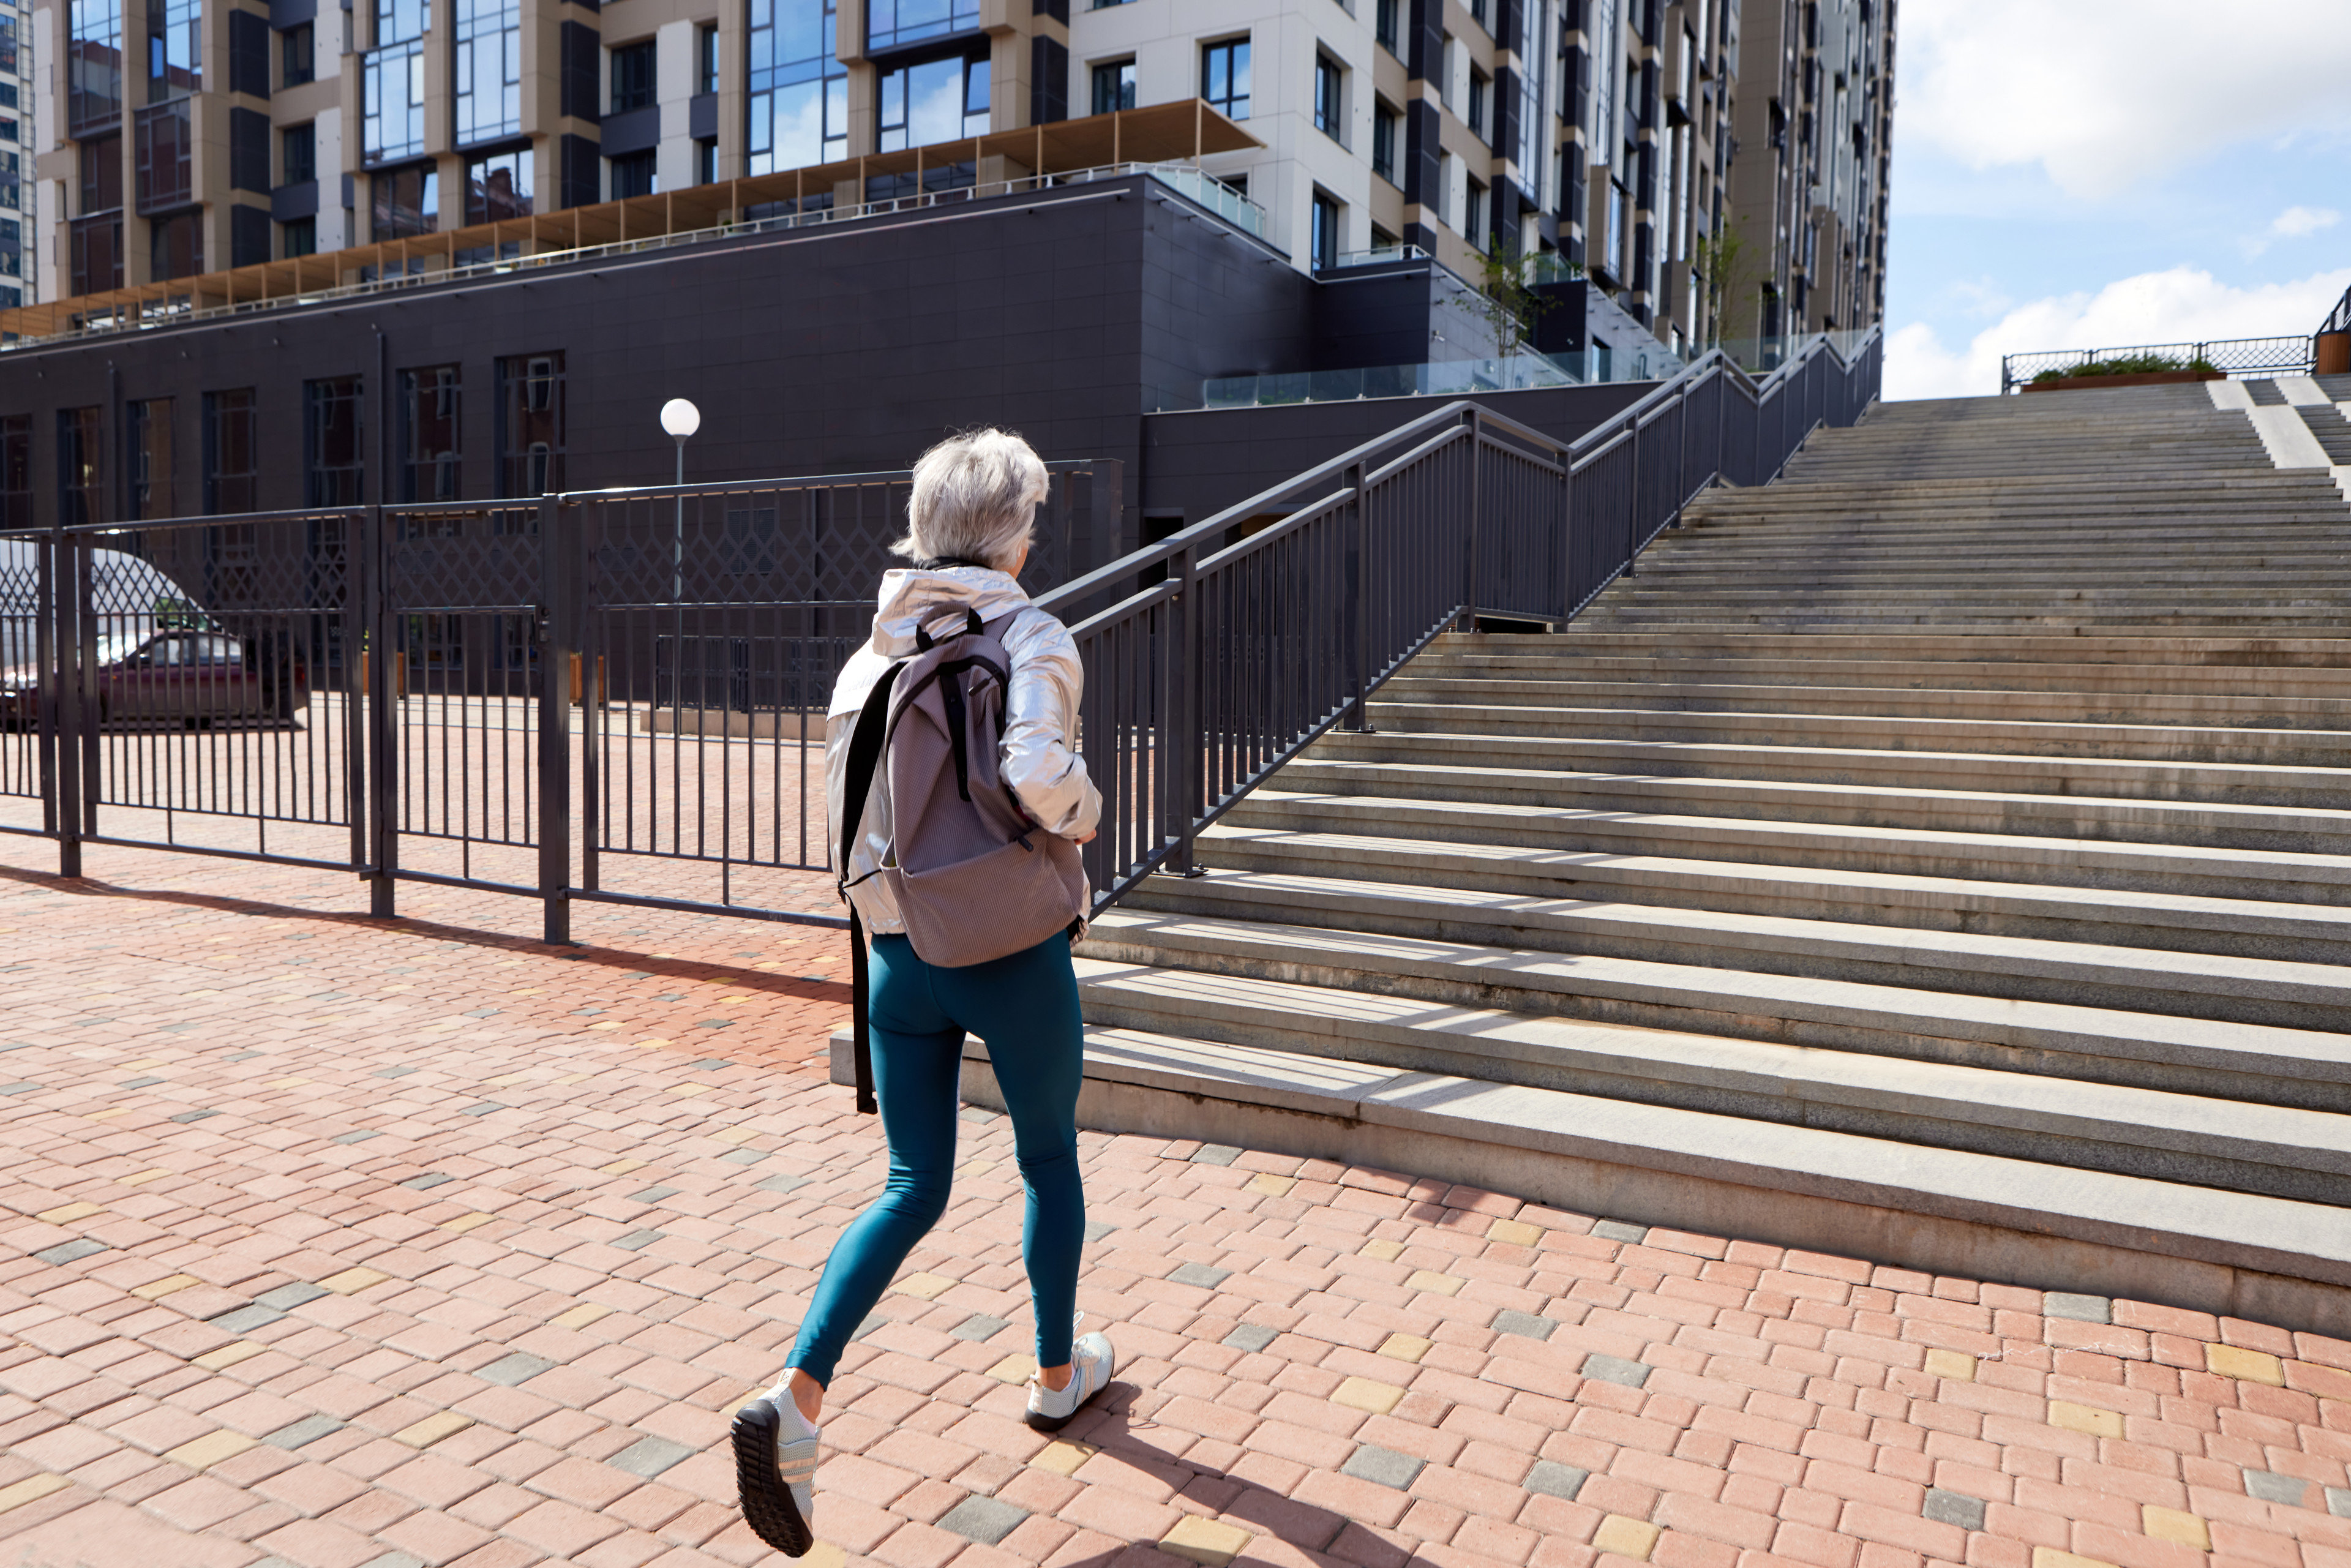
[2000,337,2314,393]
[1038,328,1881,904]
[2320,285,2351,345]
[0,328,1880,940]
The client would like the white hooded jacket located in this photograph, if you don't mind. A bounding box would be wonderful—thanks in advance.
[825,565,1101,936]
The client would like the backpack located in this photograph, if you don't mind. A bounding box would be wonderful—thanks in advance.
[835,605,1090,1113]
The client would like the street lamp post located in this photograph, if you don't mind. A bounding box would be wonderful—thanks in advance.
[659,399,699,711]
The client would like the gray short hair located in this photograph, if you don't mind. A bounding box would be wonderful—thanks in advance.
[893,429,1050,572]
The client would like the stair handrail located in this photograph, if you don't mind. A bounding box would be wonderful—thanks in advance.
[1039,325,1883,913]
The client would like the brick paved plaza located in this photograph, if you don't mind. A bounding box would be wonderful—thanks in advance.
[3,846,2351,1568]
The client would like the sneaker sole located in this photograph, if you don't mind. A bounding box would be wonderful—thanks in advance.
[732,1397,815,1558]
[1023,1404,1079,1433]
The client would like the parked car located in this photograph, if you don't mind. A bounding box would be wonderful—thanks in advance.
[0,629,309,729]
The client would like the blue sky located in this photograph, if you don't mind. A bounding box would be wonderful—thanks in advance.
[1881,0,2351,400]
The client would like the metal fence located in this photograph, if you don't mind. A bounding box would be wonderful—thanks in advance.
[1999,337,2315,393]
[1036,329,1882,904]
[0,328,1881,939]
[0,462,1120,938]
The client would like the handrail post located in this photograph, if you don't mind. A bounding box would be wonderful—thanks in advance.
[56,528,88,876]
[1461,407,1482,631]
[1344,460,1372,732]
[47,524,76,876]
[1623,413,1640,577]
[538,493,574,943]
[1167,542,1202,876]
[367,504,398,918]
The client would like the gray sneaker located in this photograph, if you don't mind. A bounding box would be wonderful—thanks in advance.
[1025,1328,1116,1433]
[732,1386,818,1556]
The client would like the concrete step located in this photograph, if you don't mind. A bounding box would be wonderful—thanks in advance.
[1223,787,2351,905]
[1401,656,2351,702]
[1571,609,2351,630]
[1373,696,2351,762]
[830,1019,2351,1332]
[1446,631,2351,667]
[1195,820,2351,964]
[1308,727,2351,808]
[1068,956,2351,1204]
[1270,756,2351,853]
[1078,906,2351,1112]
[1123,866,2351,1033]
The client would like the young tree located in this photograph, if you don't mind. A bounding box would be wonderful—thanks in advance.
[1475,236,1561,359]
[1694,222,1764,347]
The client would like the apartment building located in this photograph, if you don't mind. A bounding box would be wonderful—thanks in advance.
[1722,0,1892,339]
[0,0,29,304]
[20,0,1889,357]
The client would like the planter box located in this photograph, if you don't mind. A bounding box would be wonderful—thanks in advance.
[2023,369,2228,392]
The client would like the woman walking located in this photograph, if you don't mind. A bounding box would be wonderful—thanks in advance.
[733,430,1114,1559]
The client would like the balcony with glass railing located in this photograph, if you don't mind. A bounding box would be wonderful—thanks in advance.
[1198,340,1686,410]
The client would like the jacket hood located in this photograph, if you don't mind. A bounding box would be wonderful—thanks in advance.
[869,566,1033,658]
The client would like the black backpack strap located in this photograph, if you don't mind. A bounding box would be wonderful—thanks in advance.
[848,906,874,1116]
[836,662,902,1118]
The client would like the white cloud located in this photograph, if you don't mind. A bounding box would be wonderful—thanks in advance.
[1901,0,2351,199]
[2273,206,2342,238]
[1885,264,2351,402]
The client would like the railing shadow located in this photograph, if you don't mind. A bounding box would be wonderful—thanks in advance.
[1038,1394,1389,1566]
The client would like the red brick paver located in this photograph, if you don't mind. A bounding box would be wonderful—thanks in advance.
[0,843,2346,1568]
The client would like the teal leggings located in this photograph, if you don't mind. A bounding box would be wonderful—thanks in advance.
[787,931,1086,1386]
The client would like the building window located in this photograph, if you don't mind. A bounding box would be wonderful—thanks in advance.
[877,53,986,152]
[127,398,173,520]
[455,0,520,144]
[697,23,718,93]
[0,415,31,531]
[1466,178,1487,248]
[282,216,315,257]
[610,37,655,114]
[148,0,200,100]
[304,377,364,506]
[280,21,312,85]
[497,353,563,497]
[134,98,193,211]
[465,147,530,221]
[281,121,313,185]
[1310,191,1338,271]
[202,389,257,513]
[363,40,426,160]
[71,214,124,293]
[151,209,201,279]
[0,217,18,279]
[1090,58,1134,116]
[0,150,20,212]
[1371,100,1397,182]
[695,138,718,184]
[1375,0,1398,54]
[399,366,460,502]
[371,163,435,236]
[1467,67,1488,139]
[70,0,124,134]
[1313,54,1341,143]
[58,408,104,527]
[609,148,656,198]
[866,0,976,53]
[84,135,127,212]
[0,16,18,75]
[1469,0,1487,26]
[1201,37,1248,121]
[1369,222,1397,252]
[748,0,845,174]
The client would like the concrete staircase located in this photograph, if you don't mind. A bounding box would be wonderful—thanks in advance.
[945,381,2351,1323]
